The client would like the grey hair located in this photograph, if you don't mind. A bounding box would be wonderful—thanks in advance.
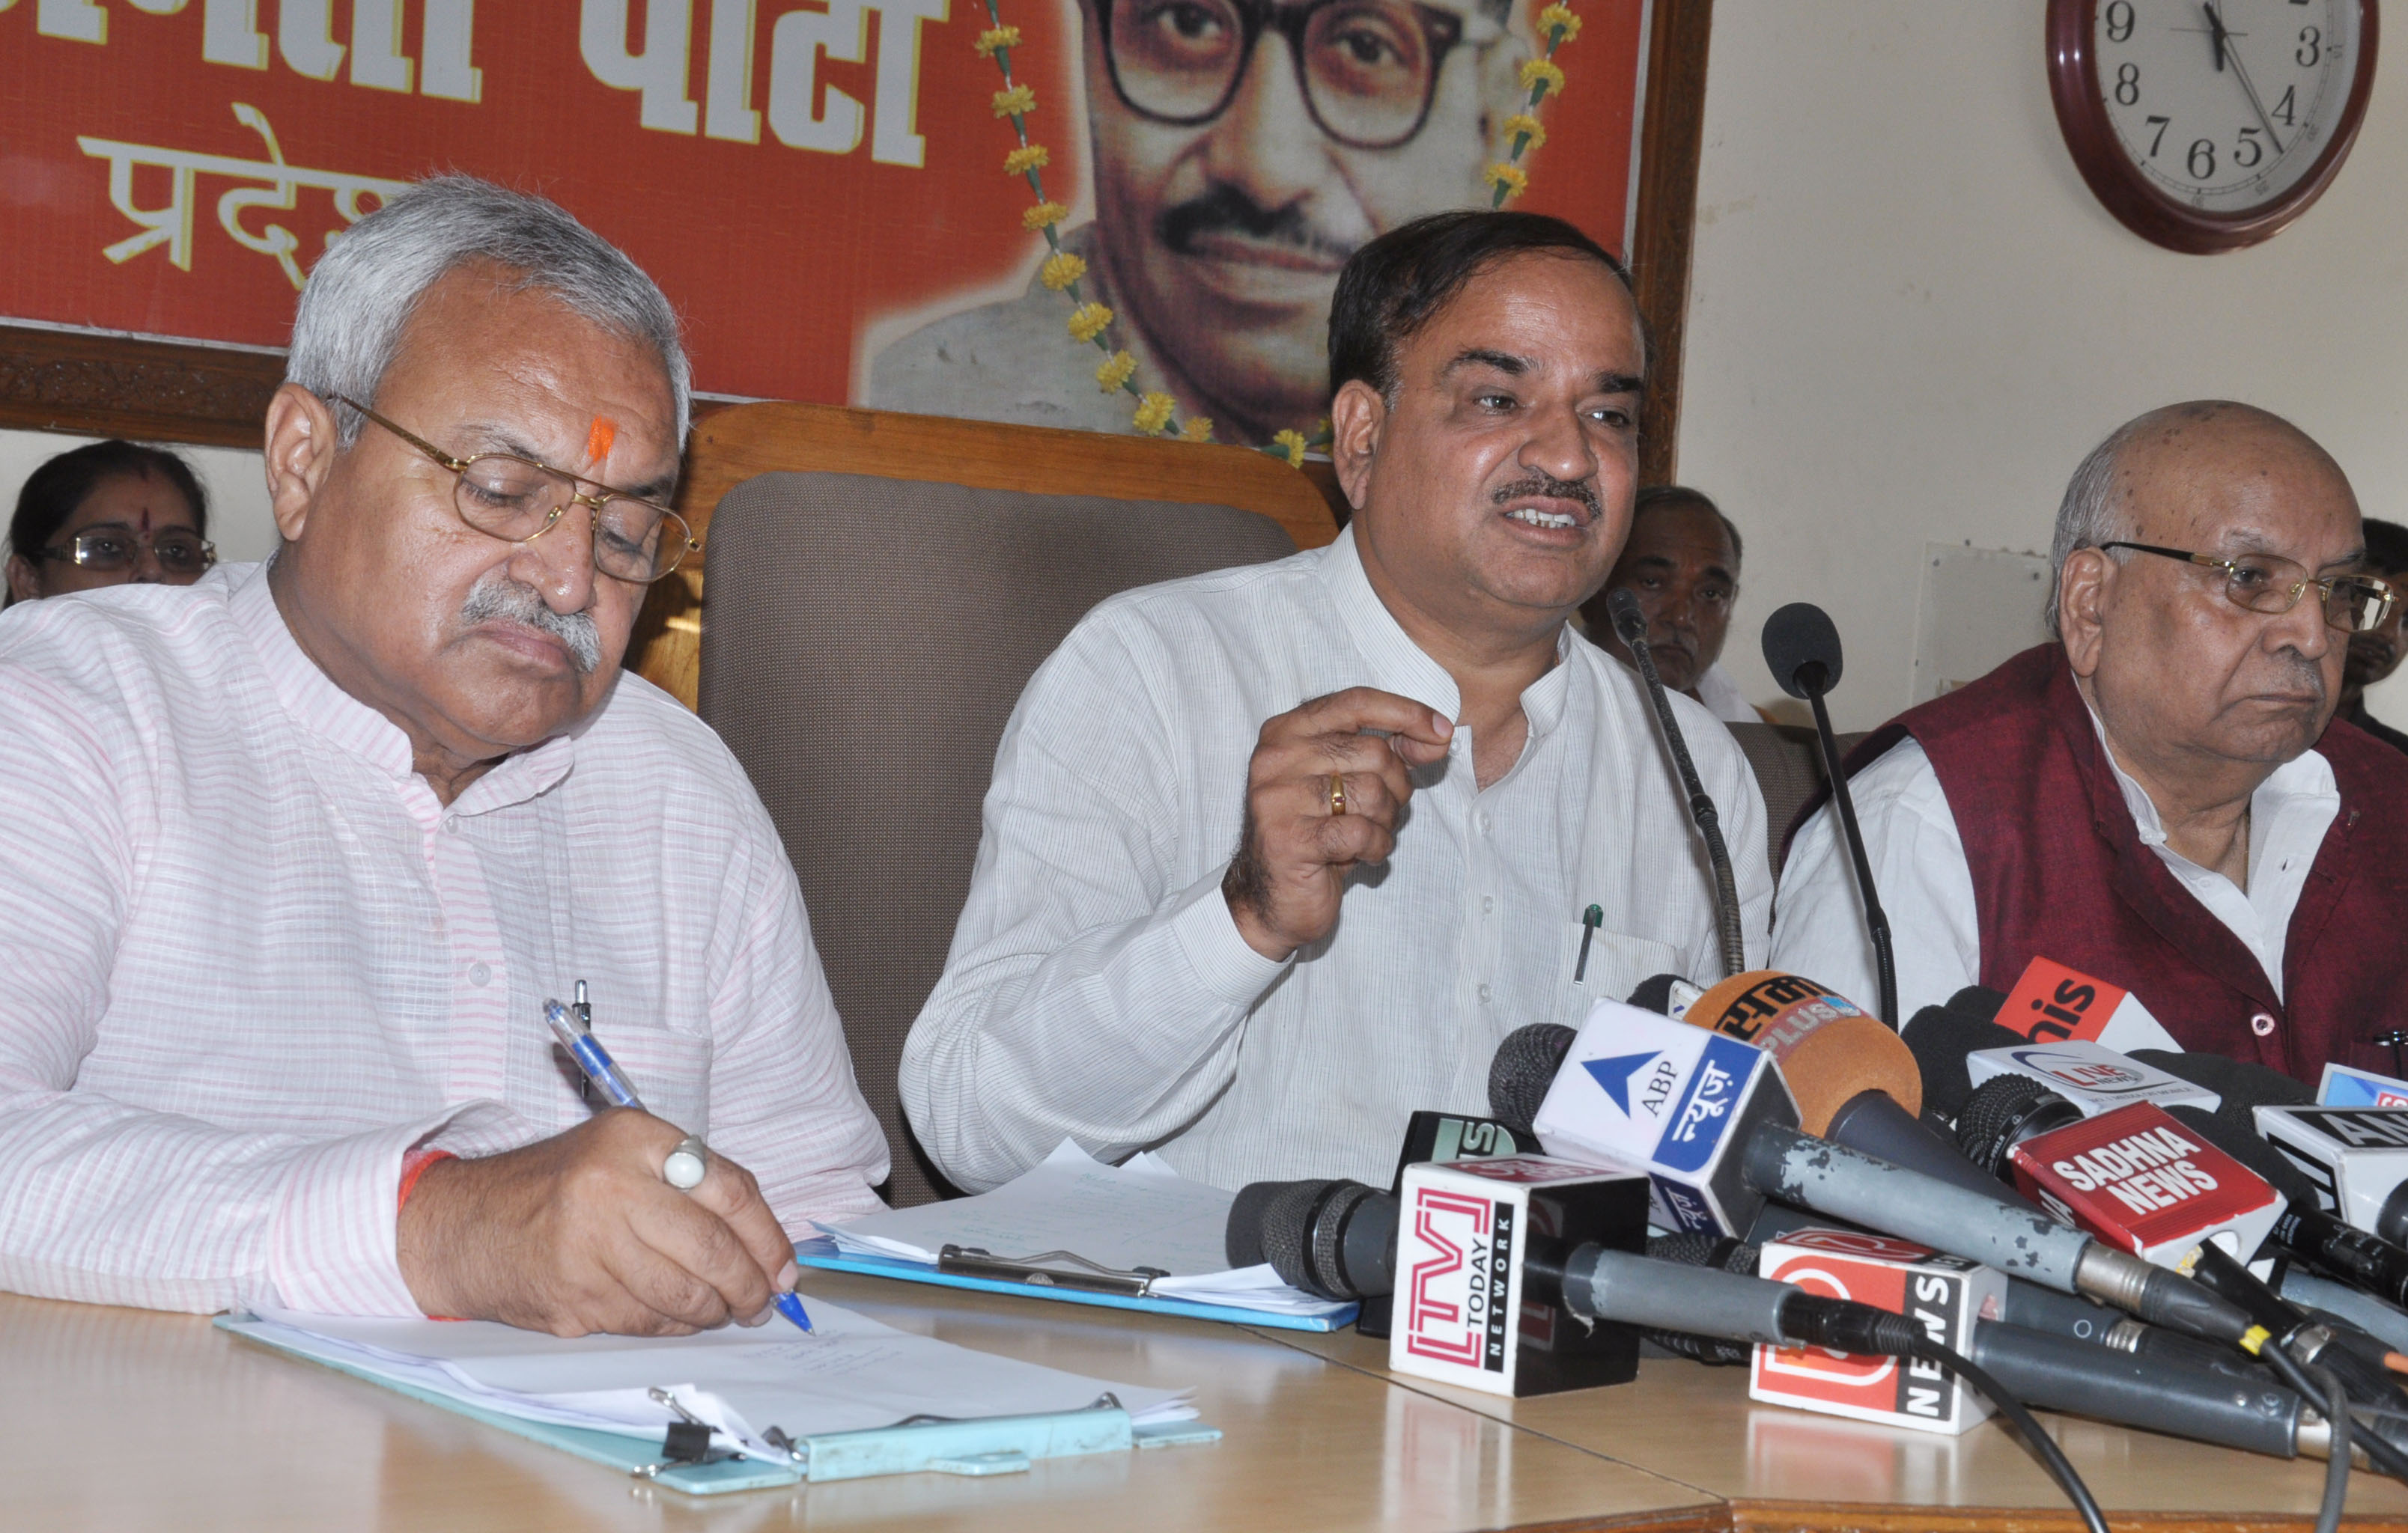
[285,175,690,448]
[2046,417,2150,636]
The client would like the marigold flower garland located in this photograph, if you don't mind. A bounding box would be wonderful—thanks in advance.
[972,1,1578,457]
[1488,3,1580,206]
[973,13,1203,438]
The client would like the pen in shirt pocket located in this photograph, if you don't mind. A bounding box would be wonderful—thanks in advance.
[1573,903,1603,982]
[545,985,814,1335]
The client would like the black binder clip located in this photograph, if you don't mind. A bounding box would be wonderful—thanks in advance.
[937,1245,1171,1296]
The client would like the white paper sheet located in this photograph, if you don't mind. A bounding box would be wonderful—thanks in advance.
[815,1140,1351,1319]
[228,1293,1192,1462]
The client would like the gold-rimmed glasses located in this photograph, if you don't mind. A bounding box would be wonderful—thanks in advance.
[2099,540,2397,634]
[329,394,697,584]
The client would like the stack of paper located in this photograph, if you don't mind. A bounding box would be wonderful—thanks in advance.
[222,1294,1193,1463]
[817,1140,1352,1320]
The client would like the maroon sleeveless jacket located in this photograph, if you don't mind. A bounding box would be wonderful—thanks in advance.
[1834,645,2408,1081]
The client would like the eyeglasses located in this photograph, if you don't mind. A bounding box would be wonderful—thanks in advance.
[2100,541,2398,634]
[329,394,697,585]
[41,527,216,576]
[1095,0,1477,150]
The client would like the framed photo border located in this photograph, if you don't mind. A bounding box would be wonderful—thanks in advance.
[0,0,1714,484]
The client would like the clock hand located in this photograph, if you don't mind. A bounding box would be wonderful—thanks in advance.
[2203,0,2287,155]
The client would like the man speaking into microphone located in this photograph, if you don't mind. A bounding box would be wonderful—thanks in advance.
[1774,402,2406,1077]
[903,211,1772,1194]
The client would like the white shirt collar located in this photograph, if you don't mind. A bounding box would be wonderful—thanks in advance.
[1315,523,1574,742]
[2083,699,2336,877]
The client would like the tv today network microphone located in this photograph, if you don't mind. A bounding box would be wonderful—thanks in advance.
[1760,603,1895,1028]
[1602,585,1745,979]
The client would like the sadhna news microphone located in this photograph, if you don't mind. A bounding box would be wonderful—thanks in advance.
[1602,586,1745,980]
[1760,602,1897,1029]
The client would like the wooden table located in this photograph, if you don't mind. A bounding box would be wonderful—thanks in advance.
[5,1273,2404,1532]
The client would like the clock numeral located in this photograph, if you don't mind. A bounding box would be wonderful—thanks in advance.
[2188,138,2217,179]
[2113,61,2140,106]
[2146,115,2171,156]
[2297,25,2322,66]
[2235,127,2265,168]
[2104,0,2134,43]
[2272,85,2298,126]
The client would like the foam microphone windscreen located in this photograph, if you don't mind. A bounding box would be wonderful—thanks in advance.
[1901,987,2023,1121]
[2165,1105,2323,1207]
[1625,972,1683,1017]
[2131,1049,2314,1110]
[1760,603,1845,701]
[1226,1179,1286,1268]
[1489,1022,1578,1136]
[1677,969,1922,1133]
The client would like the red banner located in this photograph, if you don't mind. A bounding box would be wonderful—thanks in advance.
[2,0,1644,443]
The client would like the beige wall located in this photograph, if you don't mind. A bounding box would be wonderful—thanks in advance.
[1676,1,2408,732]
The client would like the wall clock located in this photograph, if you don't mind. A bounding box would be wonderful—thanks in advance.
[2047,0,2378,252]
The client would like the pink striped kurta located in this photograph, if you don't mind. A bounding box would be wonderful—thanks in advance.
[0,562,888,1317]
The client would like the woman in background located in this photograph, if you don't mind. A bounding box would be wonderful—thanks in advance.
[4,440,213,606]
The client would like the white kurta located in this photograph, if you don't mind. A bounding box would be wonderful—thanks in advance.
[902,526,1775,1193]
[0,564,890,1316]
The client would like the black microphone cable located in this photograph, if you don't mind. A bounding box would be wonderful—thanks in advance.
[2254,1347,2352,1533]
[1778,1298,2108,1533]
[1605,588,1745,978]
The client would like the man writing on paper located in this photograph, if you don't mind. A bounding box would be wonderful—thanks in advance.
[1772,403,2407,1076]
[903,211,1772,1193]
[0,178,887,1332]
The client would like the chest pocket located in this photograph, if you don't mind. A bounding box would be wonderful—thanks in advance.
[1564,920,1685,1011]
[585,1025,716,1137]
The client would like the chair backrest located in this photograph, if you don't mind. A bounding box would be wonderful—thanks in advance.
[700,469,1320,1207]
[627,400,1339,710]
[1724,721,1869,871]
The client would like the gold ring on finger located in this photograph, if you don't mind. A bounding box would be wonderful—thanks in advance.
[1328,772,1349,816]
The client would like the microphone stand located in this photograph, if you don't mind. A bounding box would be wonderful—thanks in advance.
[1796,660,1898,1029]
[1606,590,1746,980]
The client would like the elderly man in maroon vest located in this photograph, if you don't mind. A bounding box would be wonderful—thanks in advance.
[1772,401,2405,1079]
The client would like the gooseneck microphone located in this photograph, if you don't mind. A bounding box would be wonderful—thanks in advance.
[1605,587,1745,980]
[1762,602,1897,1028]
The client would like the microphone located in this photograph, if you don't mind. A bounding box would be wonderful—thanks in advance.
[1641,1229,2359,1468]
[1900,985,2022,1121]
[2163,1100,2408,1315]
[1489,1022,1577,1139]
[1995,1100,2287,1270]
[1656,969,2011,1200]
[1517,999,2259,1348]
[1762,602,1895,1028]
[2255,1106,2408,1246]
[1994,956,2183,1053]
[1605,587,1745,980]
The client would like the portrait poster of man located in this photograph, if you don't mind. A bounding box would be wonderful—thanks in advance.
[2,1,1644,449]
[863,0,1647,444]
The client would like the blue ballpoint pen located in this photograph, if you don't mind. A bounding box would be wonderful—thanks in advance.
[545,987,814,1334]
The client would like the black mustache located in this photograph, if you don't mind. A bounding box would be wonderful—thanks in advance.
[1156,184,1357,263]
[1492,475,1602,518]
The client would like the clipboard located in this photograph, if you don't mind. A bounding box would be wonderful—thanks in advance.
[794,1236,1360,1332]
[218,1314,1220,1496]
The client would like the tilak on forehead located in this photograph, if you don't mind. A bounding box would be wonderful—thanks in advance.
[585,416,617,465]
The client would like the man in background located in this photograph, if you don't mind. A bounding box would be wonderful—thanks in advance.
[2335,516,2408,755]
[1774,402,2404,1077]
[869,0,1533,442]
[1582,484,1757,724]
[902,211,1769,1194]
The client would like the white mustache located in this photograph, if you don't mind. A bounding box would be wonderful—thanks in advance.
[459,578,603,673]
